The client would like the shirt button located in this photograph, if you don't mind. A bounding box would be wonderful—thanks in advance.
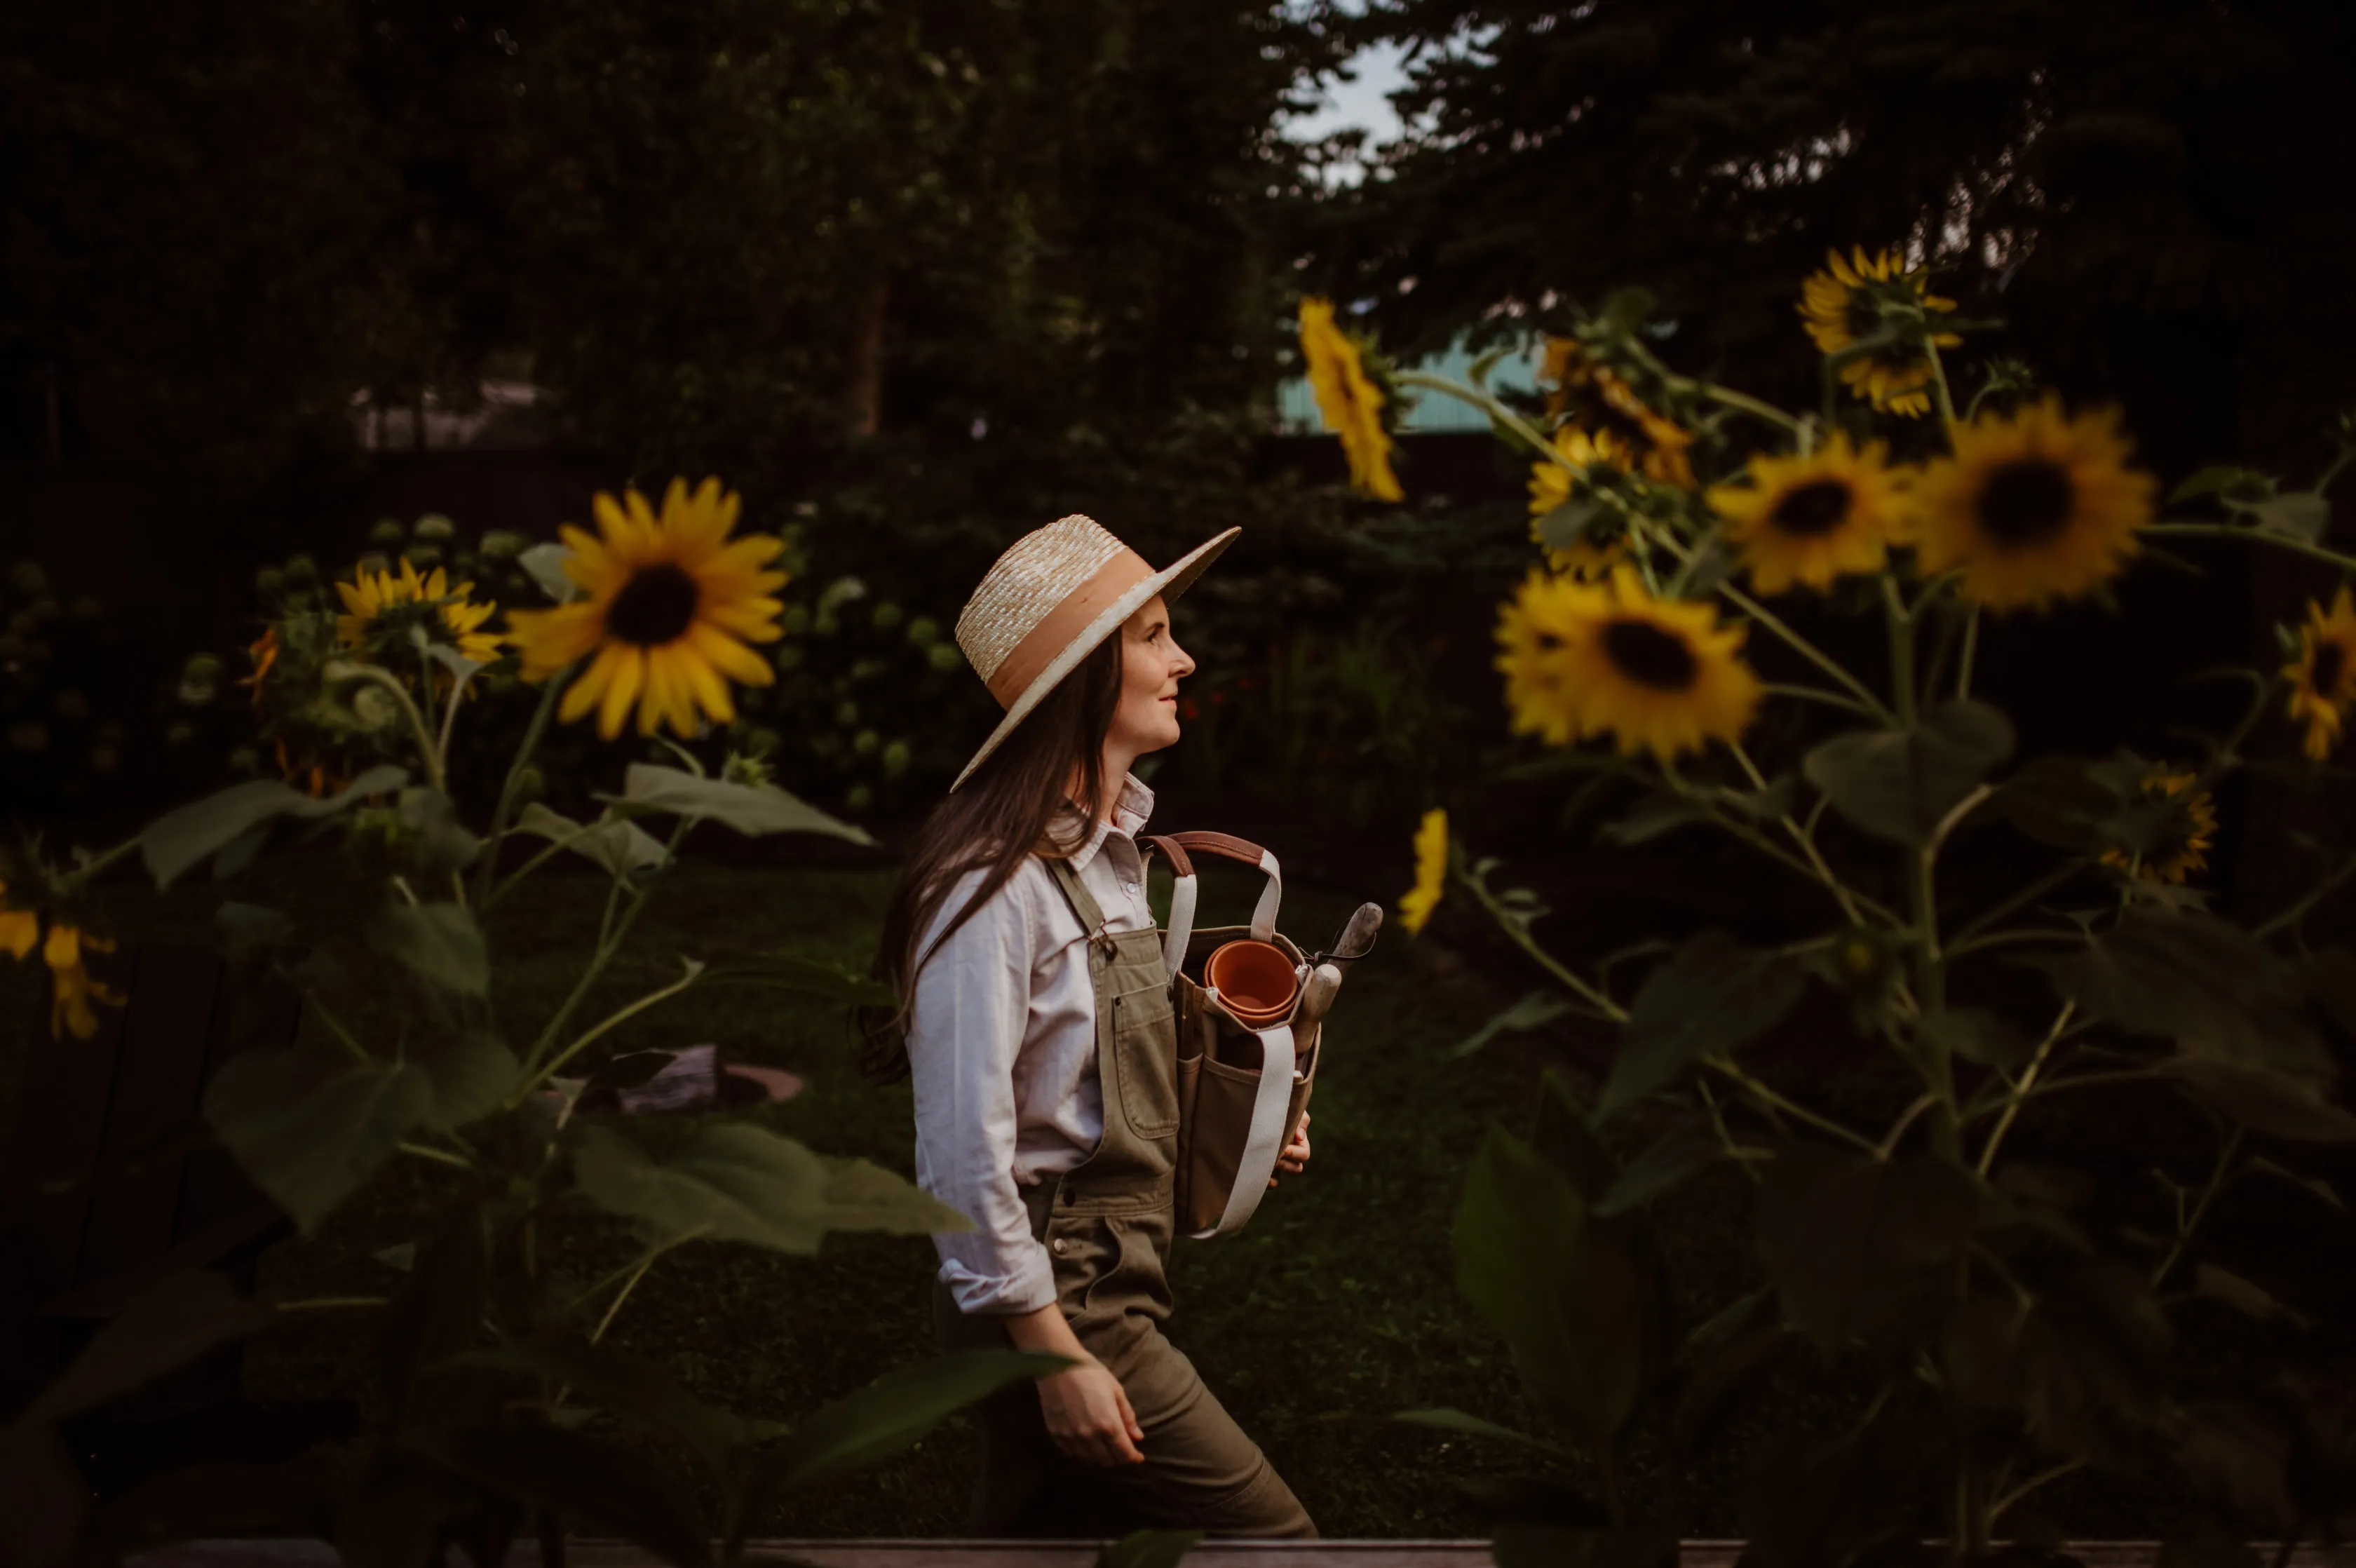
[1050,1238,1069,1255]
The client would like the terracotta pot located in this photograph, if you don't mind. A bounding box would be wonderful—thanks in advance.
[1204,938,1301,1029]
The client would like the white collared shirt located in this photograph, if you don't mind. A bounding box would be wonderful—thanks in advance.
[907,773,1159,1315]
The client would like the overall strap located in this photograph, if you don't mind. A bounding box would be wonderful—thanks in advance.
[1040,853,1111,954]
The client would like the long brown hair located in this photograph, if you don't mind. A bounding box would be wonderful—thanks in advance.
[860,633,1125,1081]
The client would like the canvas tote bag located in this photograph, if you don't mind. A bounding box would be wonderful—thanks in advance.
[1142,831,1375,1238]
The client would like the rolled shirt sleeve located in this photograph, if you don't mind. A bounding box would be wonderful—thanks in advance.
[907,868,1059,1316]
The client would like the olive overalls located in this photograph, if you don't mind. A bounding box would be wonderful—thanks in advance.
[932,855,1315,1538]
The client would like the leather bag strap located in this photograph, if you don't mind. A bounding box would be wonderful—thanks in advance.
[1142,832,1282,981]
[1188,1021,1295,1239]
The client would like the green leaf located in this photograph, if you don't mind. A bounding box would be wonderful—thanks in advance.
[445,1338,754,1488]
[1492,1527,1679,1568]
[1391,1406,1569,1458]
[204,1034,517,1231]
[2039,905,2323,1069]
[1596,932,1803,1121]
[1596,1116,1723,1218]
[517,542,581,604]
[2243,1155,2341,1209]
[370,903,489,998]
[1454,1125,1646,1447]
[2193,1264,2308,1327]
[2159,1054,2356,1142]
[140,766,408,888]
[425,1425,712,1568]
[755,1349,1067,1497]
[1450,991,1573,1058]
[1917,1007,2033,1069]
[216,902,297,960]
[1536,498,1606,553]
[1597,792,1708,846]
[2239,491,2329,543]
[571,1123,971,1254]
[515,802,670,880]
[26,1271,276,1424]
[1756,1144,1980,1354]
[1803,701,2014,846]
[1096,1529,1205,1568]
[2168,465,2269,506]
[694,952,898,1009]
[395,788,482,877]
[609,764,872,844]
[1992,755,2119,853]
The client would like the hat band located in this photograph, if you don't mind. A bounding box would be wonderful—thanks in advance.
[984,547,1156,707]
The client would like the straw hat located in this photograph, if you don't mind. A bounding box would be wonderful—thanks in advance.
[949,515,1238,790]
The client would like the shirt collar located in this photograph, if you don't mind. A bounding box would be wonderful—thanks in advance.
[1067,771,1156,872]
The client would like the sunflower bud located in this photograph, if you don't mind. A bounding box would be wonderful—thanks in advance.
[513,765,546,804]
[834,700,860,729]
[745,726,782,758]
[369,518,407,549]
[285,553,320,586]
[355,552,390,580]
[478,529,525,562]
[412,513,456,543]
[845,783,874,815]
[772,643,805,673]
[779,603,813,637]
[852,728,881,758]
[351,684,400,730]
[905,615,940,647]
[871,600,905,631]
[255,566,287,599]
[926,640,963,673]
[722,752,774,788]
[402,543,444,572]
[881,738,912,779]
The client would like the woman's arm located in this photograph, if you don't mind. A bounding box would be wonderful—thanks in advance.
[1003,1304,1145,1466]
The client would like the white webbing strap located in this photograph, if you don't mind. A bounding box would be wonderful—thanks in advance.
[1248,849,1282,942]
[1162,870,1198,985]
[1190,1018,1295,1239]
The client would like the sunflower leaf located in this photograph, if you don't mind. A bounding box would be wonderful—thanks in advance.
[2033,905,2322,1069]
[2238,492,2330,543]
[2169,465,2272,506]
[1596,931,1803,1120]
[1598,792,1708,846]
[609,764,874,844]
[518,541,581,604]
[569,1123,969,1254]
[369,902,489,997]
[140,766,408,888]
[1537,498,1609,553]
[1803,701,2014,846]
[515,802,670,880]
[1451,990,1576,1058]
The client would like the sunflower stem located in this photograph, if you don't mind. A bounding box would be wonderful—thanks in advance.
[1394,371,1555,459]
[520,816,694,1079]
[516,962,705,1105]
[2147,521,2356,575]
[1700,382,1803,435]
[1881,576,1919,729]
[1706,1056,1880,1155]
[2255,844,2356,940]
[2150,1124,2244,1292]
[346,666,445,795]
[1732,741,1878,926]
[474,671,571,907]
[1461,860,1627,1022]
[1764,682,1880,719]
[1975,1001,2076,1177]
[1955,608,1980,700]
[1923,338,1961,428]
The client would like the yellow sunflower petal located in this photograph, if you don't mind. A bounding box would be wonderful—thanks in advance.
[686,621,776,687]
[597,645,648,741]
[1,907,37,960]
[508,602,607,678]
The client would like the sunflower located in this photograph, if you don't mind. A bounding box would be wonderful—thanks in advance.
[1299,297,1404,502]
[1798,246,1963,418]
[1529,426,1634,579]
[2099,767,2217,885]
[1398,809,1449,936]
[1495,567,1599,746]
[1561,567,1761,762]
[336,557,505,664]
[506,476,786,741]
[0,880,36,960]
[43,923,123,1040]
[1911,395,2156,613]
[2284,586,2356,760]
[1539,339,1695,488]
[1707,433,1914,595]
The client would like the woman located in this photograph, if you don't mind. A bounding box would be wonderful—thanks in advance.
[865,514,1315,1537]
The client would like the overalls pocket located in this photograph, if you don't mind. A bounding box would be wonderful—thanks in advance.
[1109,978,1181,1139]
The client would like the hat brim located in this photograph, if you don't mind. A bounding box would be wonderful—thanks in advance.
[949,527,1240,792]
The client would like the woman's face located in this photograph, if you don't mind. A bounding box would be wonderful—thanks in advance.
[1106,593,1196,759]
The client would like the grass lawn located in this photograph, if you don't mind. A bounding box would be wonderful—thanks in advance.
[233,858,1552,1537]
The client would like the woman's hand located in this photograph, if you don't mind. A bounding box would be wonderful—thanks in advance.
[1003,1297,1143,1466]
[1270,1111,1311,1187]
[1036,1356,1146,1467]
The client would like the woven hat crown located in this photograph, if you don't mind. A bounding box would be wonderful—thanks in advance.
[954,514,1126,684]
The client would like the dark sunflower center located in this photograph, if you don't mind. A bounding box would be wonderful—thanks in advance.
[606,563,701,647]
[1976,459,2076,546]
[2316,640,2348,700]
[1602,618,1698,691]
[1843,297,1878,342]
[1768,480,1856,538]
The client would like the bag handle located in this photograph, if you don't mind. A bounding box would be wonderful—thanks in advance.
[1142,832,1282,982]
[1188,1021,1295,1239]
